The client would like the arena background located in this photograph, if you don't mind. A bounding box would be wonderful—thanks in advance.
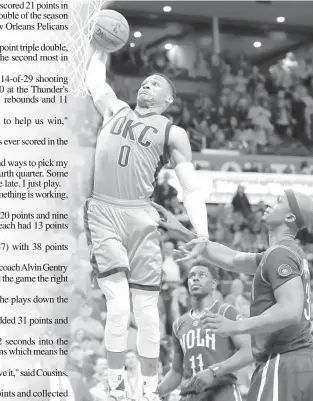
[66,2,313,400]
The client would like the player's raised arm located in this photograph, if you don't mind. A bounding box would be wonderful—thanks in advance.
[182,241,260,276]
[167,125,209,257]
[85,43,128,117]
[203,243,260,276]
[157,321,184,397]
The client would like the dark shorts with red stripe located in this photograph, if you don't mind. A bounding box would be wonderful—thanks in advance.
[84,195,163,291]
[247,350,313,401]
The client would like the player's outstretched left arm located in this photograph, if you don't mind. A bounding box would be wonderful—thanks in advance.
[85,41,128,117]
[167,125,209,258]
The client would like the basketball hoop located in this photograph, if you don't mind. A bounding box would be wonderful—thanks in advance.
[33,0,111,98]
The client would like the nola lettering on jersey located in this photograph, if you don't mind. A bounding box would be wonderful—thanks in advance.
[180,328,216,353]
[110,116,158,148]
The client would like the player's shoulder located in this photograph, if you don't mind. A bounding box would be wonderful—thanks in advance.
[109,97,130,115]
[135,111,172,132]
[154,113,173,131]
[279,239,305,258]
[172,310,193,336]
[264,240,302,267]
[117,101,131,113]
[168,124,190,151]
[158,113,172,123]
[169,124,187,136]
[215,301,242,321]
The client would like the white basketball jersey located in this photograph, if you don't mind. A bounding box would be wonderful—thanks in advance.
[93,106,172,200]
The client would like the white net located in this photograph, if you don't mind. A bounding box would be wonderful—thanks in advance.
[34,0,111,98]
[65,0,108,97]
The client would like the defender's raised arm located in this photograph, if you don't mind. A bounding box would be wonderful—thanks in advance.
[154,202,260,275]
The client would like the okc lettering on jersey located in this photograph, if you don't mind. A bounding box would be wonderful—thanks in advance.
[110,116,158,147]
[180,328,216,353]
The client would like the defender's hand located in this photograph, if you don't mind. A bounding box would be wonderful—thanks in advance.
[200,312,238,337]
[176,237,208,263]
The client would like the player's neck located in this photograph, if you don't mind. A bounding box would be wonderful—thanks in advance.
[135,105,162,115]
[191,295,215,315]
[268,226,295,246]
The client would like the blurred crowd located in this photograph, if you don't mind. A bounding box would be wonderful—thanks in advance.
[111,47,313,156]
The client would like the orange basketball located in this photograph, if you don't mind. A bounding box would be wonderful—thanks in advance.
[93,9,129,53]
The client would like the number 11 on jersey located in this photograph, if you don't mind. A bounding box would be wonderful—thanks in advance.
[189,354,204,375]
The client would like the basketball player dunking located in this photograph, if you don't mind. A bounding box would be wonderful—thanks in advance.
[154,190,313,401]
[84,43,210,401]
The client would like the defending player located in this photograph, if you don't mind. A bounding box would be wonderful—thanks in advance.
[84,43,209,401]
[154,189,313,401]
[157,264,252,401]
